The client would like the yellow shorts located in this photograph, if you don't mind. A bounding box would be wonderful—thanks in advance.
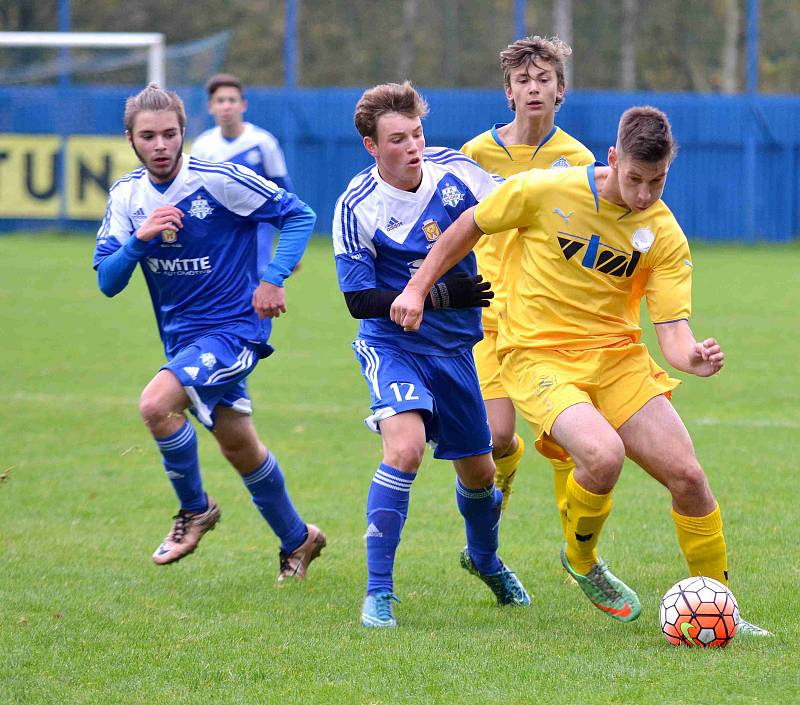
[500,343,680,443]
[473,328,507,400]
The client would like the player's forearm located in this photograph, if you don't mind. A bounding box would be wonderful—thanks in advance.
[262,204,316,287]
[655,320,696,373]
[405,207,482,296]
[96,236,149,297]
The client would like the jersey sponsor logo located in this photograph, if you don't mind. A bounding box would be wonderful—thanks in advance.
[162,229,178,243]
[557,232,641,278]
[441,184,464,208]
[422,218,442,242]
[554,208,574,224]
[183,366,199,380]
[386,216,403,231]
[408,258,425,275]
[145,256,213,276]
[188,194,214,220]
[631,227,655,253]
[551,155,571,169]
[245,149,261,166]
[200,352,217,370]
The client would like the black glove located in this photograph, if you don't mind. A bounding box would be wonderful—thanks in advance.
[429,273,494,309]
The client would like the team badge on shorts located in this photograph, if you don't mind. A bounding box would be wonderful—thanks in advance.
[188,195,214,220]
[162,229,177,243]
[422,218,442,242]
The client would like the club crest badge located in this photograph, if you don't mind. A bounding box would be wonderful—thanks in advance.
[422,218,442,242]
[632,227,655,253]
[441,184,464,208]
[188,194,214,220]
[161,229,177,243]
[200,352,217,370]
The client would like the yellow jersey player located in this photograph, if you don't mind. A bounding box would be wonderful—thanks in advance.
[390,106,770,636]
[461,36,594,522]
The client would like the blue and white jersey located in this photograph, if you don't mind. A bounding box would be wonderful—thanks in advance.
[93,155,310,357]
[191,122,291,188]
[333,147,501,356]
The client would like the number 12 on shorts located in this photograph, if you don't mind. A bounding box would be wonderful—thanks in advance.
[389,382,419,402]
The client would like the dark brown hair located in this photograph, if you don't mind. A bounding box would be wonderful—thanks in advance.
[617,106,678,162]
[123,83,186,133]
[500,36,571,111]
[206,73,244,98]
[354,81,429,140]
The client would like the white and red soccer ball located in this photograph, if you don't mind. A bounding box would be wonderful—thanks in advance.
[660,576,738,647]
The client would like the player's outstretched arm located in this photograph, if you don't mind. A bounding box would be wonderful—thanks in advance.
[343,274,492,319]
[390,206,484,332]
[655,319,724,377]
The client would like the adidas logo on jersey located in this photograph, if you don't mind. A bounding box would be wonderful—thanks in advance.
[131,207,147,225]
[365,523,383,538]
[551,155,571,169]
[183,366,200,380]
[558,233,641,277]
[386,217,403,231]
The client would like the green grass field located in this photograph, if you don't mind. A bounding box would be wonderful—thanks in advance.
[1,234,798,705]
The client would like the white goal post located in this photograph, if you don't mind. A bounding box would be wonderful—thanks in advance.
[0,31,165,85]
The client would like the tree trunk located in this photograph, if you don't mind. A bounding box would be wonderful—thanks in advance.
[621,0,637,90]
[398,0,420,81]
[721,0,740,93]
[553,0,573,86]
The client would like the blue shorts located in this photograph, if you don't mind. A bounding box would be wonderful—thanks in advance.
[353,340,492,460]
[162,333,272,430]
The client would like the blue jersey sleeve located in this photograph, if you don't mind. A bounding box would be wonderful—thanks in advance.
[331,189,378,292]
[258,200,316,287]
[335,250,377,292]
[95,235,151,297]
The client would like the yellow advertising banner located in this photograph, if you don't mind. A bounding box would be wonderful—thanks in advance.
[66,136,141,219]
[0,134,62,218]
[0,134,140,220]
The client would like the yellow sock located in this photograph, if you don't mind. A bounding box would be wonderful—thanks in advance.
[494,434,525,512]
[672,504,728,585]
[564,471,612,574]
[551,457,575,541]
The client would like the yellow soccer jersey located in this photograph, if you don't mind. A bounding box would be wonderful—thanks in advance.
[461,125,594,330]
[473,165,693,353]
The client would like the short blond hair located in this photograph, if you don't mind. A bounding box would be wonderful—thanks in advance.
[500,36,572,111]
[354,81,429,140]
[123,83,186,133]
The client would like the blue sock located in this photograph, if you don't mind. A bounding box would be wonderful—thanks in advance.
[366,463,415,595]
[242,452,307,554]
[456,478,502,575]
[156,421,207,513]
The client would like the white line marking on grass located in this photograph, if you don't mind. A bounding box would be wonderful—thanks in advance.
[690,416,800,429]
[5,391,359,415]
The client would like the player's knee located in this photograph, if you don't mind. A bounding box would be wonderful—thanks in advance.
[491,427,516,457]
[384,441,425,472]
[139,389,170,430]
[581,437,625,484]
[668,460,710,501]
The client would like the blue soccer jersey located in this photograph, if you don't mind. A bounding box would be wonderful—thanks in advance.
[332,147,501,356]
[93,155,314,356]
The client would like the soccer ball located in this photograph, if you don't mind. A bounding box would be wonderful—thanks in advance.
[659,576,738,647]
